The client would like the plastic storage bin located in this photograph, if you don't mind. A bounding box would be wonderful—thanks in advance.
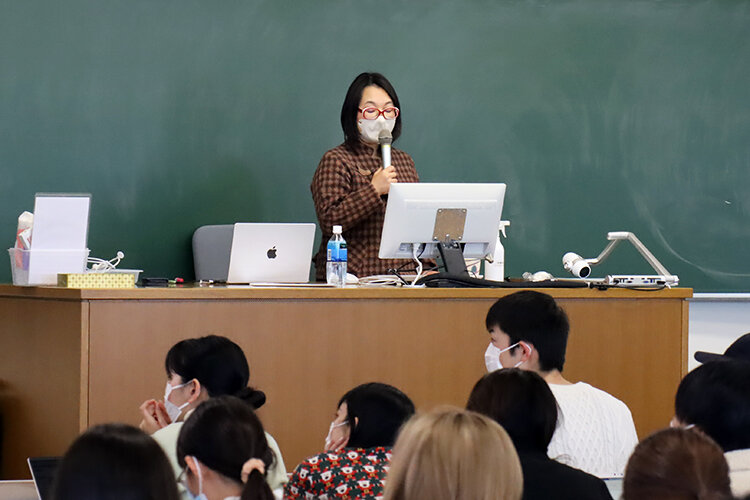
[8,248,89,286]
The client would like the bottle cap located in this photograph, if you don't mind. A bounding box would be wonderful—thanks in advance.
[333,225,342,234]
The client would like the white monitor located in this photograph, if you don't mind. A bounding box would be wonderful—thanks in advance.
[378,183,507,261]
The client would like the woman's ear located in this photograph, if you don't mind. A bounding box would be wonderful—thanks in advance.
[187,379,203,404]
[185,455,200,476]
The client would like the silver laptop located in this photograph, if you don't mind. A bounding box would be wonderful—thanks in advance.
[227,223,316,284]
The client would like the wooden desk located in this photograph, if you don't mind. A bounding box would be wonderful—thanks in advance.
[0,285,691,479]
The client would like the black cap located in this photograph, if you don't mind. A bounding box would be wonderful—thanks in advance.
[694,333,750,364]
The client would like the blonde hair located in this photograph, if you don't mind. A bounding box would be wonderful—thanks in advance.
[383,406,523,500]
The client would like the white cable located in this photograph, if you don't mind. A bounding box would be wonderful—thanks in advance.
[357,245,426,287]
[409,244,424,287]
[87,251,125,272]
[357,275,405,287]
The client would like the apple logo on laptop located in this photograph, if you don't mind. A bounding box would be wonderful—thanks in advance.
[267,246,277,259]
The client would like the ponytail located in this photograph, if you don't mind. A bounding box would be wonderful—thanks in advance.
[240,464,274,500]
[235,386,266,410]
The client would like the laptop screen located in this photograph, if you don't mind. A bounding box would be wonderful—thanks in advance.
[27,457,60,500]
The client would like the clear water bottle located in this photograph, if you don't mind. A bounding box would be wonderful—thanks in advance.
[326,225,347,287]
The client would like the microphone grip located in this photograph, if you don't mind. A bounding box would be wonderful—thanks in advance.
[381,143,391,169]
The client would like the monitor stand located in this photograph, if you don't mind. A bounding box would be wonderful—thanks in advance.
[437,241,469,276]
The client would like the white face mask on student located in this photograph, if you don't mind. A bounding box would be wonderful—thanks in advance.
[484,342,525,372]
[358,115,396,144]
[164,380,192,422]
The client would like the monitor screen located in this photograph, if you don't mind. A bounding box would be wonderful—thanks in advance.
[378,183,506,260]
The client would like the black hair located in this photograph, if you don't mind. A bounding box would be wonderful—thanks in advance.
[340,72,402,150]
[51,423,179,500]
[466,368,558,453]
[165,335,266,409]
[485,291,570,372]
[674,360,750,452]
[338,382,415,449]
[177,396,274,500]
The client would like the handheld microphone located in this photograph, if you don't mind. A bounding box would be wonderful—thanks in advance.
[378,129,392,169]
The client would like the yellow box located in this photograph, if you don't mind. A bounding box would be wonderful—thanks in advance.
[57,272,137,288]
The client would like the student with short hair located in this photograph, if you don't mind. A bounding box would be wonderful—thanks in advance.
[177,396,274,500]
[484,290,638,477]
[138,335,287,493]
[284,382,415,499]
[383,407,523,500]
[623,428,732,500]
[467,368,613,500]
[51,423,180,500]
[673,360,750,497]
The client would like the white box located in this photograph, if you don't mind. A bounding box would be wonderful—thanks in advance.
[8,248,89,286]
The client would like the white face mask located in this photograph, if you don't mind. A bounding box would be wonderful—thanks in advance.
[484,342,525,372]
[358,115,396,144]
[324,420,348,450]
[164,380,192,422]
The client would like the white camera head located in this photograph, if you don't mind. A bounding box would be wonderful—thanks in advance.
[562,252,591,278]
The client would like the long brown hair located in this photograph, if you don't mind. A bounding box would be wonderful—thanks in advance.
[383,406,523,500]
[623,428,732,500]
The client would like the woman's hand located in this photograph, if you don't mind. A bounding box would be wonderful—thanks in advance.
[371,166,397,196]
[324,424,350,453]
[139,399,171,434]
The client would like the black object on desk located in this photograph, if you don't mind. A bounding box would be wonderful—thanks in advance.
[140,277,169,287]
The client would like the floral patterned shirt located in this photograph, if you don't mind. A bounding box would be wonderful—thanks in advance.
[283,446,392,499]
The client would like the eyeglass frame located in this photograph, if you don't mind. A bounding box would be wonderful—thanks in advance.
[358,106,400,120]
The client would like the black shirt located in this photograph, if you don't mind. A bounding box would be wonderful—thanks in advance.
[518,450,614,500]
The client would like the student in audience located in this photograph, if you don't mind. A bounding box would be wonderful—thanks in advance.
[673,360,750,497]
[383,406,523,500]
[623,428,732,500]
[467,368,613,500]
[284,382,415,499]
[483,290,638,477]
[138,335,287,492]
[177,396,274,500]
[694,332,750,364]
[51,423,180,500]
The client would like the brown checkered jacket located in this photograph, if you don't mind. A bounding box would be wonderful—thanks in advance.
[311,142,420,280]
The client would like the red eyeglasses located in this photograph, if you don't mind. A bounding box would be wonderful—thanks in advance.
[358,107,400,120]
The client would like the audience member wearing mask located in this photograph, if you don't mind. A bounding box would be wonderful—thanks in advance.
[673,360,750,497]
[177,396,274,500]
[623,428,732,500]
[51,423,180,500]
[383,406,523,500]
[467,368,613,500]
[284,382,415,499]
[311,72,420,281]
[138,335,287,494]
[483,291,638,477]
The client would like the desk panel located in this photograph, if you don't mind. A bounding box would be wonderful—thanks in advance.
[0,286,691,478]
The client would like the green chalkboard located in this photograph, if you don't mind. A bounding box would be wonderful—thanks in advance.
[1,0,749,291]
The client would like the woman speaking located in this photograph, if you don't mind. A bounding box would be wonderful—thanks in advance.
[311,72,420,281]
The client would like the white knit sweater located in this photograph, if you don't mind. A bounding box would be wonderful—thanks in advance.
[547,382,638,478]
